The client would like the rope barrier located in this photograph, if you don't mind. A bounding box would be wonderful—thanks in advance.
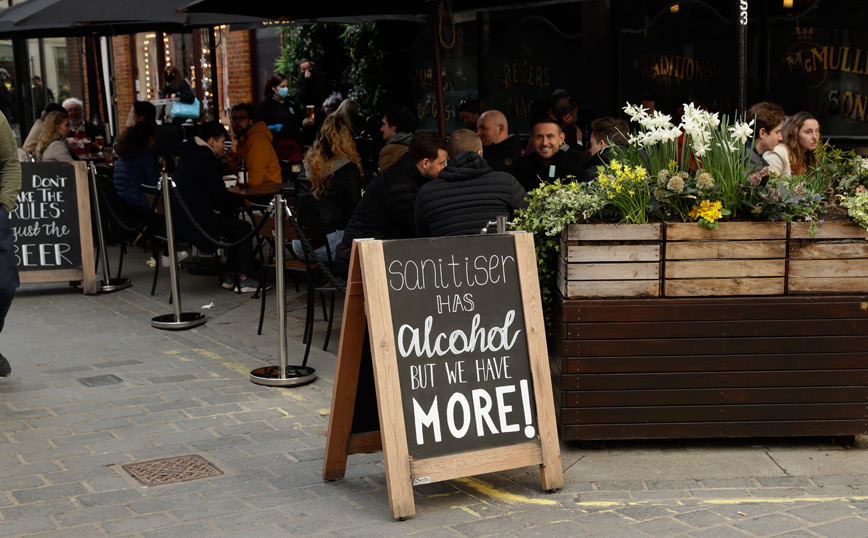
[168,186,273,249]
[280,201,347,295]
[91,174,160,234]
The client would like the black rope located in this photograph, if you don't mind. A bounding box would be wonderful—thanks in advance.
[168,186,273,249]
[281,204,347,294]
[91,175,159,234]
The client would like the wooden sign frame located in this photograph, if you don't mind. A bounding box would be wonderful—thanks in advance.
[16,162,96,294]
[323,233,563,519]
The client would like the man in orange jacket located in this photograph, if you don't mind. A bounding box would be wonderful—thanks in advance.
[226,103,282,185]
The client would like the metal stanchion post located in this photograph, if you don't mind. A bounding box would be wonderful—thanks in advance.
[89,163,131,292]
[250,192,317,387]
[151,172,207,330]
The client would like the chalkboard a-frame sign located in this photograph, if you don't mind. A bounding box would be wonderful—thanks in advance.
[11,162,96,294]
[323,233,563,519]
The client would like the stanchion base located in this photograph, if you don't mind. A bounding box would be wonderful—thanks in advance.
[97,278,132,293]
[250,365,317,387]
[151,312,207,330]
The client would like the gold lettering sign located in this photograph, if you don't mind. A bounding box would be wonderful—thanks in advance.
[635,55,723,83]
[789,46,868,76]
[497,62,551,88]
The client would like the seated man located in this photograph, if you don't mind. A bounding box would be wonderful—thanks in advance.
[336,131,447,278]
[583,116,630,182]
[745,101,784,173]
[226,103,281,186]
[512,116,590,193]
[416,129,527,237]
[133,100,184,172]
[378,105,417,174]
[171,121,267,293]
[477,110,521,173]
[63,97,105,150]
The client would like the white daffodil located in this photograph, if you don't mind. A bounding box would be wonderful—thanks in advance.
[729,120,754,145]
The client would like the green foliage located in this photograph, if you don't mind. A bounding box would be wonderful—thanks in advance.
[275,24,331,98]
[341,23,389,118]
[512,179,607,332]
[840,187,868,233]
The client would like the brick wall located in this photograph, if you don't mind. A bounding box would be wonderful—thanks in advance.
[225,30,256,108]
[112,35,135,128]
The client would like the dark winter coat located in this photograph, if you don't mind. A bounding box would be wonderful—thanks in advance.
[512,147,591,193]
[481,134,522,174]
[113,149,159,210]
[415,151,527,237]
[295,158,362,233]
[342,152,429,246]
[170,139,241,254]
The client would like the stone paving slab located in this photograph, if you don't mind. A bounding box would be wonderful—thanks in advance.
[3,246,868,537]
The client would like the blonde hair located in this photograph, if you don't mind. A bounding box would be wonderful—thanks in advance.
[303,115,363,198]
[783,111,820,176]
[36,111,69,160]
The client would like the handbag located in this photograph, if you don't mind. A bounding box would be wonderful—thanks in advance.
[170,98,200,119]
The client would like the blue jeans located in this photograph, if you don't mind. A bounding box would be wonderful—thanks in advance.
[291,229,343,264]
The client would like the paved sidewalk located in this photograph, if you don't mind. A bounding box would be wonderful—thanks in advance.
[3,245,868,537]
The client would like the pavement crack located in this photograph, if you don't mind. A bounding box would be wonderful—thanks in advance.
[766,451,792,476]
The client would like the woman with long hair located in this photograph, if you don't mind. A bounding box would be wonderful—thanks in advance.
[764,111,821,177]
[36,111,77,162]
[161,65,195,104]
[292,115,363,260]
[112,122,159,218]
[255,72,303,162]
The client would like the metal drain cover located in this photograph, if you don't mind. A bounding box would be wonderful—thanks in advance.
[77,374,123,387]
[122,455,223,486]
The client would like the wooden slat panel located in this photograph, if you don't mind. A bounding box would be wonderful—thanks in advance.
[565,245,660,263]
[790,259,868,278]
[566,318,868,339]
[566,223,661,241]
[667,222,787,240]
[560,297,868,322]
[789,277,868,294]
[790,242,868,260]
[410,442,542,485]
[667,240,786,260]
[563,280,660,299]
[564,335,868,357]
[566,262,659,281]
[664,278,784,297]
[556,267,567,297]
[564,353,868,373]
[666,260,785,279]
[563,420,868,441]
[792,221,868,239]
[19,269,83,283]
[562,403,868,424]
[565,387,868,407]
[561,370,868,390]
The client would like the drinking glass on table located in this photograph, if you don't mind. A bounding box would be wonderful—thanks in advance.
[157,156,167,173]
[94,135,105,156]
[103,145,114,164]
[306,105,315,122]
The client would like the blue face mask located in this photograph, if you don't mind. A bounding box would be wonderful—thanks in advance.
[277,87,289,98]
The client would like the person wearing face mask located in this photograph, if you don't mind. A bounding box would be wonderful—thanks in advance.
[226,103,281,186]
[255,73,303,163]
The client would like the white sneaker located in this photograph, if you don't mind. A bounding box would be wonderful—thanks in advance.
[161,251,190,267]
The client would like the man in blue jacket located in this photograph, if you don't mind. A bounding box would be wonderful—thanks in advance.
[171,121,266,293]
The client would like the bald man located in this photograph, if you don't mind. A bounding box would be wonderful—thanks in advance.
[477,110,522,173]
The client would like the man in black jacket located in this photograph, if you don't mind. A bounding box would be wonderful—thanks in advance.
[583,116,631,182]
[512,117,590,193]
[171,121,265,293]
[416,129,527,237]
[477,110,521,174]
[336,131,447,278]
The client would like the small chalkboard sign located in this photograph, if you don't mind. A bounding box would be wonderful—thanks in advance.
[324,233,562,519]
[10,162,95,293]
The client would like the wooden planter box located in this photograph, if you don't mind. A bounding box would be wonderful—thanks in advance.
[557,223,661,298]
[552,295,868,441]
[789,221,868,294]
[664,222,787,297]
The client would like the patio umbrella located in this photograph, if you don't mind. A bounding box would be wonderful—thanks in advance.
[180,0,584,135]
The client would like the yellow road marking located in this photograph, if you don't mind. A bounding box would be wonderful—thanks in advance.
[456,477,558,506]
[575,496,868,508]
[454,506,481,517]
